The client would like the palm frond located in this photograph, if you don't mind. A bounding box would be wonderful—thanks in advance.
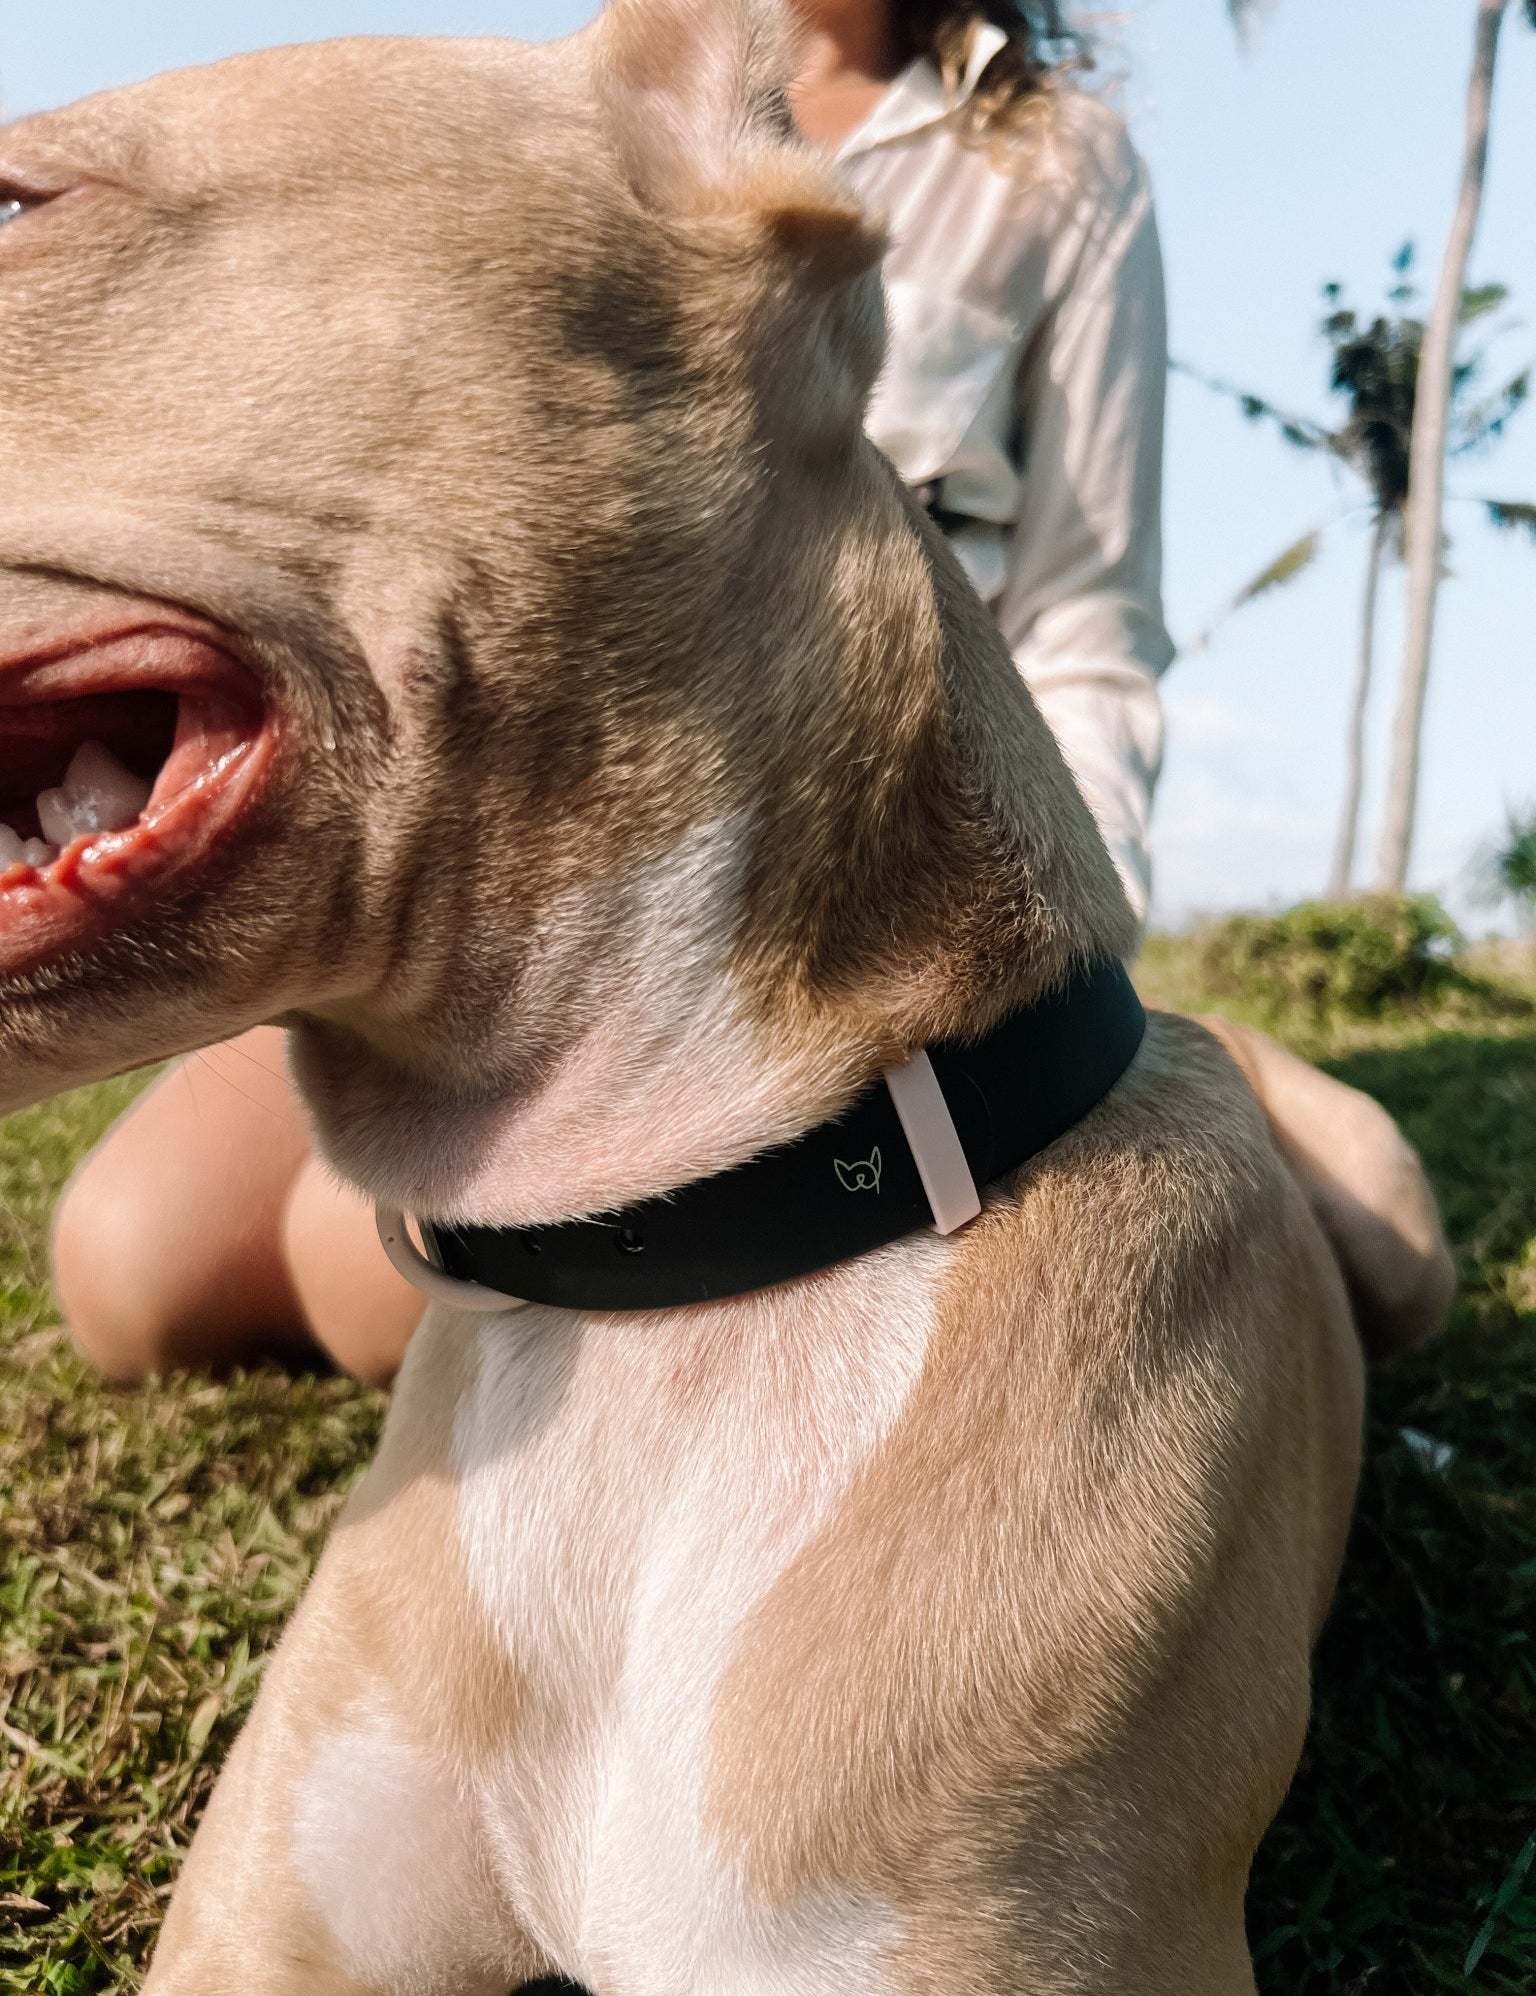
[1227,0,1275,44]
[1452,370,1531,455]
[1184,529,1324,655]
[1459,282,1509,325]
[1235,528,1324,603]
[1170,359,1335,455]
[1484,500,1536,542]
[1388,242,1417,308]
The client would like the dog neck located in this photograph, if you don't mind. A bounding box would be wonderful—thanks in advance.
[289,469,1135,1230]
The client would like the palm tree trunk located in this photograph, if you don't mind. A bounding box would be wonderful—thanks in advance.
[1377,0,1509,892]
[1329,510,1391,899]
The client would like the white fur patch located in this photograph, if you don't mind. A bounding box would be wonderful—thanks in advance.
[449,1239,942,1993]
[290,1712,509,1996]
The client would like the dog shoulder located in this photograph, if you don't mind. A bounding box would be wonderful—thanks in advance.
[983,1006,1317,1370]
[707,1011,1363,1941]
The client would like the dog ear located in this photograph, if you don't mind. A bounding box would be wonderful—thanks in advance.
[594,0,885,288]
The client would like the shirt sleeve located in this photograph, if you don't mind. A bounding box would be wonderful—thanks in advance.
[996,166,1174,924]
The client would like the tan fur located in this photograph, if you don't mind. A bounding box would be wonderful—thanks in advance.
[150,1321,553,1994]
[708,1017,1364,1993]
[0,21,1127,1213]
[0,3,1442,1989]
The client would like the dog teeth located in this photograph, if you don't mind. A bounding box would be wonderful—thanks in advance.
[35,788,77,848]
[0,824,58,871]
[35,739,154,848]
[1,738,145,873]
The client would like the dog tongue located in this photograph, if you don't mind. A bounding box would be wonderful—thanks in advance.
[35,739,154,849]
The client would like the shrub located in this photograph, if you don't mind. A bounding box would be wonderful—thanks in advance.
[1493,805,1536,925]
[1192,895,1462,1022]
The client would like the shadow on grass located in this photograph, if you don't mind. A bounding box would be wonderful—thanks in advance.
[1251,1031,1536,1995]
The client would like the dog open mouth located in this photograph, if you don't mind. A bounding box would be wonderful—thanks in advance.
[0,627,275,976]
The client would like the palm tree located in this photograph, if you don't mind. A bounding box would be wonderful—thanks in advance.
[1378,0,1536,892]
[1224,0,1536,890]
[1176,275,1405,899]
[1178,252,1532,898]
[1316,268,1415,896]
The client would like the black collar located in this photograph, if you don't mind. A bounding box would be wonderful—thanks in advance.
[419,958,1145,1313]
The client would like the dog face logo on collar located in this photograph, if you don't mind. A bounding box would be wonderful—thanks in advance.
[834,1147,882,1194]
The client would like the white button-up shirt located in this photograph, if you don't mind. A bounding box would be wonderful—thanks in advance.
[839,29,1173,917]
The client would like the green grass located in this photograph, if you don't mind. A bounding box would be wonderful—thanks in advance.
[0,1081,383,1990]
[2,941,1534,1992]
[1143,940,1536,1993]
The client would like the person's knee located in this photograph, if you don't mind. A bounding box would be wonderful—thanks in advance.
[281,1163,424,1387]
[52,1157,200,1383]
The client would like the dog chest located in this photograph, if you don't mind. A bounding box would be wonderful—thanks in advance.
[444,1250,943,1984]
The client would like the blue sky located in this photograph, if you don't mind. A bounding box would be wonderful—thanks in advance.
[4,2,1532,925]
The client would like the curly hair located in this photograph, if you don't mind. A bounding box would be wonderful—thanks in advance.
[896,0,1090,141]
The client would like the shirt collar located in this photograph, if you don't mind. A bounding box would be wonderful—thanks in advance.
[836,21,1009,162]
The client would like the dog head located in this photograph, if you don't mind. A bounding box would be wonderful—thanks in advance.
[0,1,1129,1222]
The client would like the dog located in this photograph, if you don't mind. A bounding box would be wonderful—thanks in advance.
[0,3,1452,1989]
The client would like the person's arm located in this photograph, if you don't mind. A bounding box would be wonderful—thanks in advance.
[997,149,1174,926]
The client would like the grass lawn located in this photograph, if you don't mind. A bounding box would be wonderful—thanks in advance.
[2,938,1534,1992]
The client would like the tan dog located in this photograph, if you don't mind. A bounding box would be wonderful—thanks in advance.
[0,5,1451,1990]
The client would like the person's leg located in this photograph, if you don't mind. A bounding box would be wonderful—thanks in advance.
[280,1155,425,1387]
[53,1028,316,1381]
[52,1026,423,1384]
